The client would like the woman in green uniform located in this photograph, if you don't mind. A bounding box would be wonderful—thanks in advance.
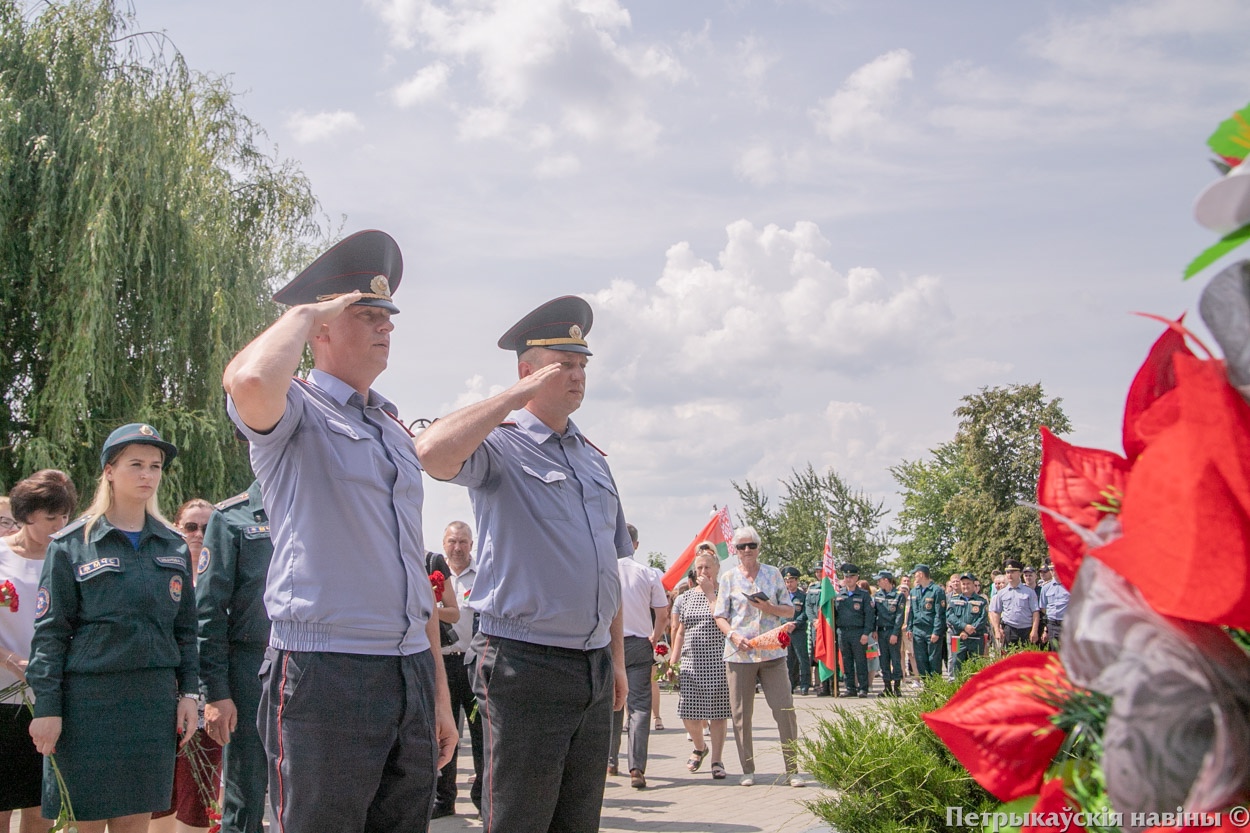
[26,424,198,833]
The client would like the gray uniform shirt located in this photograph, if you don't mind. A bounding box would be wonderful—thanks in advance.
[446,408,631,650]
[228,368,431,655]
[989,583,1040,630]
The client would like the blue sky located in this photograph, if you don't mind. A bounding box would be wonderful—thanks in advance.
[137,0,1250,564]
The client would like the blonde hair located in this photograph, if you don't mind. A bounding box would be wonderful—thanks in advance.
[82,447,171,539]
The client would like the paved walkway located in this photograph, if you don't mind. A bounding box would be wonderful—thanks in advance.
[431,687,880,833]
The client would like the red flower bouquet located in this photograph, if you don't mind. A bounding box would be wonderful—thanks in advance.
[1,579,16,612]
[429,570,445,603]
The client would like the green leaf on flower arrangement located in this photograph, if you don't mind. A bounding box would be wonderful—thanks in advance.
[984,794,1038,833]
[1185,226,1250,280]
[1207,101,1250,163]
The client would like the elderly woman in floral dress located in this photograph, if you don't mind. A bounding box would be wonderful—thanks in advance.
[713,526,802,787]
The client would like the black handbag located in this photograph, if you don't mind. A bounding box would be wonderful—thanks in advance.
[427,551,459,647]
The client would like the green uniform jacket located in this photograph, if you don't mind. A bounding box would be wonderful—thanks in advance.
[788,589,808,634]
[804,585,822,626]
[28,514,198,717]
[946,593,989,640]
[904,582,947,639]
[833,587,875,637]
[872,589,905,638]
[196,482,273,703]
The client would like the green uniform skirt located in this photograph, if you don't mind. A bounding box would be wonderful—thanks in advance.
[43,667,177,821]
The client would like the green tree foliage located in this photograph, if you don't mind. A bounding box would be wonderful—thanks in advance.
[734,464,889,576]
[645,551,666,571]
[0,0,322,504]
[890,442,968,579]
[891,384,1072,581]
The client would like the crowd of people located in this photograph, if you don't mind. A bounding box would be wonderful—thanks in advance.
[0,229,1072,833]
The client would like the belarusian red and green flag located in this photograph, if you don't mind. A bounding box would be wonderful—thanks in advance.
[812,525,839,683]
[661,506,734,591]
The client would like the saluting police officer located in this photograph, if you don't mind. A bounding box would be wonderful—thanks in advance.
[416,296,632,833]
[223,230,456,833]
[945,572,988,678]
[833,563,875,698]
[903,563,946,677]
[196,479,272,833]
[871,571,904,697]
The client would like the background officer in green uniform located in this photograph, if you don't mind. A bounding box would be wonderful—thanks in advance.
[945,572,987,678]
[780,567,809,695]
[902,563,946,677]
[870,571,904,697]
[833,563,875,697]
[197,479,272,833]
[803,579,829,695]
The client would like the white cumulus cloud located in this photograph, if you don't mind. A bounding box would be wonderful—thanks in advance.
[810,49,914,143]
[392,62,452,107]
[285,110,363,143]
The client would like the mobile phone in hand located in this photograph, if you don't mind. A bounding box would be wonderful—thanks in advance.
[747,592,769,603]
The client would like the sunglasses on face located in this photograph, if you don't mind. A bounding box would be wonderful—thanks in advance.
[181,522,207,533]
[734,542,759,551]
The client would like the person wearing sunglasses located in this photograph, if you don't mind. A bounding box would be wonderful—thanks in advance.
[712,527,803,788]
[151,498,219,833]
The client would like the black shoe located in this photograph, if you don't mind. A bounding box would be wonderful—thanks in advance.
[432,804,455,819]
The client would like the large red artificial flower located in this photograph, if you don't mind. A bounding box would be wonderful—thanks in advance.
[1036,428,1130,588]
[1097,353,1250,629]
[922,652,1068,802]
[1121,321,1193,462]
[1022,778,1086,833]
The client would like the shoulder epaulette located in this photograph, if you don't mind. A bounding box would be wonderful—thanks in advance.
[215,491,251,511]
[51,515,91,540]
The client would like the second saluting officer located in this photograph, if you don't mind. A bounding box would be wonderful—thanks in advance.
[416,296,632,833]
[196,479,272,833]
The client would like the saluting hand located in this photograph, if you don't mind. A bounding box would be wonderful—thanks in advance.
[29,715,61,755]
[176,696,198,747]
[308,290,364,332]
[507,361,566,408]
[205,698,238,745]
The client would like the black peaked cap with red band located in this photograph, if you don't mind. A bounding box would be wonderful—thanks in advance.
[498,295,593,356]
[272,229,403,314]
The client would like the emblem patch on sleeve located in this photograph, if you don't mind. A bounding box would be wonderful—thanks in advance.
[169,574,183,603]
[35,587,50,619]
[197,548,211,575]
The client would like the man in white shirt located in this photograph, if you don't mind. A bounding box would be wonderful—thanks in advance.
[607,525,669,789]
[434,521,483,818]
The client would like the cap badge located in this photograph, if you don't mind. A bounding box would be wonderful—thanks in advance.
[139,425,155,437]
[371,275,391,297]
[569,324,582,339]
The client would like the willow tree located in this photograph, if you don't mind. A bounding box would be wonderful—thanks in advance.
[0,0,322,504]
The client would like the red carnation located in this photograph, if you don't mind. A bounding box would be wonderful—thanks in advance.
[429,571,446,602]
[778,629,791,648]
[655,643,668,656]
[0,580,17,612]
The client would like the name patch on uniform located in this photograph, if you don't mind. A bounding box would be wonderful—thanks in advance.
[155,555,186,570]
[35,587,50,619]
[242,525,270,539]
[77,557,121,578]
[169,575,183,603]
[197,548,211,575]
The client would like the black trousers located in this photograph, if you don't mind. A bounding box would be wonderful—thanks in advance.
[436,652,483,811]
[877,634,902,683]
[1003,623,1032,647]
[837,630,869,694]
[221,642,267,833]
[259,648,438,833]
[786,627,810,691]
[474,633,613,833]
